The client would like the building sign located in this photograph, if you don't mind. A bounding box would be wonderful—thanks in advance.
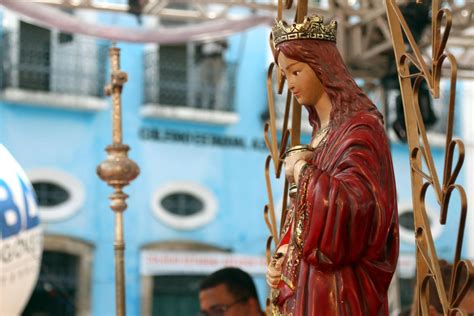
[141,250,267,276]
[139,127,268,151]
[0,145,42,316]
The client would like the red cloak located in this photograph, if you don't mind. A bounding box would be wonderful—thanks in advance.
[275,112,399,316]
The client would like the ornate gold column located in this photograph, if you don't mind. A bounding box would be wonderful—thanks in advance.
[97,44,140,316]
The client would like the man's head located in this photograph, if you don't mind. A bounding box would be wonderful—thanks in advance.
[198,267,262,316]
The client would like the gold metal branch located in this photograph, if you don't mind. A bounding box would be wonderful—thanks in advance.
[264,1,308,315]
[97,44,140,316]
[385,1,473,315]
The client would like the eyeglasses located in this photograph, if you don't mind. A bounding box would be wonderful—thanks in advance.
[198,297,249,316]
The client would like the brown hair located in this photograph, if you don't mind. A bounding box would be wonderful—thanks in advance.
[275,39,381,130]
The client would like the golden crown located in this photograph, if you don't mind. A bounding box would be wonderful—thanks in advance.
[272,15,337,46]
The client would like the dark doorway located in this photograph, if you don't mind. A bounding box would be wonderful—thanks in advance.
[22,251,78,316]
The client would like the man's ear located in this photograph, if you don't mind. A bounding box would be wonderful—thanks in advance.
[247,297,260,311]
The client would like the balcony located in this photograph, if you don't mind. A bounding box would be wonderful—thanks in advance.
[142,45,239,125]
[0,26,109,111]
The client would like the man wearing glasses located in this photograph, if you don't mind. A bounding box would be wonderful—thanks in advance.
[199,267,265,316]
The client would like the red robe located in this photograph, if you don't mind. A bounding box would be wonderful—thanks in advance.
[275,112,399,316]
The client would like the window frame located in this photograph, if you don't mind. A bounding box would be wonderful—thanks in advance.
[140,17,238,125]
[27,168,85,222]
[151,181,217,230]
[0,10,108,111]
[40,234,94,315]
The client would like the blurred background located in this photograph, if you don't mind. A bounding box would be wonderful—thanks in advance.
[0,0,473,315]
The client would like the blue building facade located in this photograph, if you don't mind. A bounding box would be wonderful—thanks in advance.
[0,5,471,316]
[0,7,275,316]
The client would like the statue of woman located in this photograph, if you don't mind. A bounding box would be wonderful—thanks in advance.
[266,16,399,315]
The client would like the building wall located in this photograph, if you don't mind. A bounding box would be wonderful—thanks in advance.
[0,8,275,315]
[1,6,472,316]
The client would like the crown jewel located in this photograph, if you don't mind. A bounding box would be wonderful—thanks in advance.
[272,15,337,46]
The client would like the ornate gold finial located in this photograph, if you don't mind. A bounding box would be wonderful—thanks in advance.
[97,44,139,316]
[272,15,337,47]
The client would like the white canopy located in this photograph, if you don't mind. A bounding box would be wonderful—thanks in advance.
[0,0,273,43]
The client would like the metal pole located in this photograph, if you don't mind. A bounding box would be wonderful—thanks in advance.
[97,43,140,316]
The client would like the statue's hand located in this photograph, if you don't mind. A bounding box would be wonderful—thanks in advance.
[266,244,289,289]
[284,150,312,184]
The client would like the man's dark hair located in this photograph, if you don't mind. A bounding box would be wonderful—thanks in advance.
[199,267,259,301]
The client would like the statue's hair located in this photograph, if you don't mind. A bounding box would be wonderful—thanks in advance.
[275,39,382,131]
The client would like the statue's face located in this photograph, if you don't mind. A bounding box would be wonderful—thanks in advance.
[277,52,324,107]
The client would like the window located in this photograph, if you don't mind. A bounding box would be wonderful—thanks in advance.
[28,169,85,222]
[3,21,108,97]
[18,21,51,91]
[141,15,239,124]
[151,182,217,230]
[32,181,70,207]
[144,41,236,112]
[161,192,204,216]
[399,211,415,231]
[398,276,416,312]
[143,16,236,113]
[157,44,188,106]
[22,235,94,316]
[1,12,109,110]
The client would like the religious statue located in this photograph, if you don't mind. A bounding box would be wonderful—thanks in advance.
[266,15,400,315]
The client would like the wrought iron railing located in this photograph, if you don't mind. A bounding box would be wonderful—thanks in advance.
[144,49,237,112]
[0,31,109,98]
[385,0,473,315]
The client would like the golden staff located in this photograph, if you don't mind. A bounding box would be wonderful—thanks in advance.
[97,44,140,316]
[385,1,473,314]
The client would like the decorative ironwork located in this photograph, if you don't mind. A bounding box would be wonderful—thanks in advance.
[385,1,473,315]
[97,44,140,316]
[263,1,309,315]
